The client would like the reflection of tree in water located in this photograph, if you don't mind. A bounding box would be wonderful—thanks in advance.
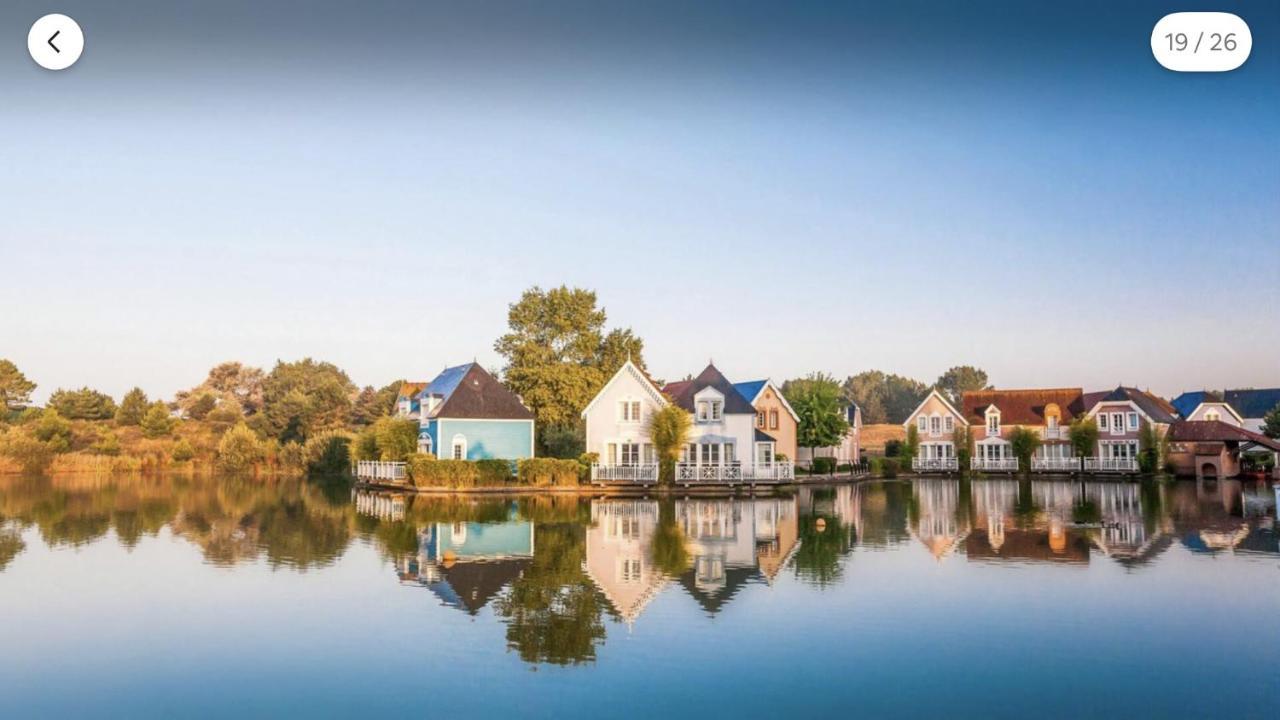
[1013,479,1042,529]
[493,524,606,666]
[793,489,854,587]
[0,523,25,572]
[650,500,689,578]
[0,474,355,570]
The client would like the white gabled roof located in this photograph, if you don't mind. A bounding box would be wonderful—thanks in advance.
[902,389,969,428]
[1188,401,1245,424]
[580,360,668,418]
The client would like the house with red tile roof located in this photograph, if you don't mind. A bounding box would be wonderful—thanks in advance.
[960,388,1085,473]
[1166,420,1280,480]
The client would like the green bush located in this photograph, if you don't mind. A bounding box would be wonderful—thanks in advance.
[884,439,903,457]
[811,456,837,474]
[279,441,306,476]
[304,430,352,475]
[408,455,480,488]
[140,402,175,438]
[32,410,73,452]
[476,459,515,484]
[171,439,196,462]
[517,458,580,487]
[353,427,379,461]
[881,457,900,478]
[217,423,263,472]
[1,432,56,474]
[93,432,122,456]
[116,387,149,426]
[373,416,419,461]
[48,387,117,420]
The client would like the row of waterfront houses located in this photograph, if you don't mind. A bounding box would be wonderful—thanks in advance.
[393,360,861,484]
[904,386,1280,478]
[389,358,1279,483]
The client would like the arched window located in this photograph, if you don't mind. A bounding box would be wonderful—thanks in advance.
[419,434,434,456]
[451,434,467,460]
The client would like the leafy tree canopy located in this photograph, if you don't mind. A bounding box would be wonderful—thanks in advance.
[841,371,928,424]
[494,286,646,448]
[785,373,850,452]
[115,387,149,426]
[260,359,356,443]
[1262,404,1280,440]
[48,387,117,420]
[0,359,37,411]
[177,361,265,415]
[934,365,991,408]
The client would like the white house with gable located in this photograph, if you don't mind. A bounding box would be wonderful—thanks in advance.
[582,359,669,483]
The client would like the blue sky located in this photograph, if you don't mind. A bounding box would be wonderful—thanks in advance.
[2,0,1277,403]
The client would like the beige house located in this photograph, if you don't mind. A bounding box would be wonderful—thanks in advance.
[902,389,969,471]
[733,379,799,460]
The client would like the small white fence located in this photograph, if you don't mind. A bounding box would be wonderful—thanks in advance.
[1031,457,1081,472]
[970,457,1020,472]
[355,460,409,483]
[1082,457,1139,473]
[591,463,659,484]
[912,457,959,472]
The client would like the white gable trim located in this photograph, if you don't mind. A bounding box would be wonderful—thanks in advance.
[581,360,667,418]
[903,389,968,428]
[742,379,801,424]
[1084,399,1152,424]
[1189,401,1244,424]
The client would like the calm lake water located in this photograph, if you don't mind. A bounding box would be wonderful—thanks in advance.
[2,475,1278,718]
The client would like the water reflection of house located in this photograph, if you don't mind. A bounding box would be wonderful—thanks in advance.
[908,479,970,561]
[1083,483,1170,566]
[397,515,535,615]
[966,480,1090,563]
[583,500,668,624]
[677,500,760,613]
[752,499,799,584]
[1170,479,1280,557]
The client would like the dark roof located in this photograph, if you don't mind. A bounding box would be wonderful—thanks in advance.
[960,388,1084,426]
[678,566,758,615]
[1170,391,1219,419]
[425,363,534,420]
[662,364,756,415]
[1223,388,1280,419]
[754,428,776,442]
[733,380,767,404]
[965,529,1090,564]
[429,558,531,615]
[1168,420,1280,451]
[1086,386,1178,424]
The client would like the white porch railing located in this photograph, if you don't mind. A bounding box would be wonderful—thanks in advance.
[1083,457,1139,473]
[743,462,795,482]
[591,463,659,483]
[1032,456,1081,472]
[971,457,1020,472]
[355,460,408,482]
[912,457,959,472]
[1041,427,1066,440]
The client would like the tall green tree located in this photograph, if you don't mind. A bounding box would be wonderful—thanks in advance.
[786,373,851,461]
[1069,417,1099,457]
[494,286,646,451]
[0,360,37,412]
[841,371,928,424]
[115,387,149,426]
[373,416,419,461]
[140,402,175,438]
[646,404,692,484]
[259,359,356,443]
[935,365,991,408]
[351,380,403,426]
[1262,404,1280,440]
[1008,427,1042,473]
[177,361,265,415]
[48,387,117,420]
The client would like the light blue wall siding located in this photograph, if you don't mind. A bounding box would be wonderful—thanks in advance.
[420,420,439,455]
[438,419,534,460]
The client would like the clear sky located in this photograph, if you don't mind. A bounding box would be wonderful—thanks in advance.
[2,0,1277,404]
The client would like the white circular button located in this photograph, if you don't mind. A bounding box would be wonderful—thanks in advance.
[28,14,84,71]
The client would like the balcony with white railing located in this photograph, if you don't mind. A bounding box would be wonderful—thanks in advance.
[355,460,409,483]
[590,463,659,484]
[1041,427,1066,440]
[970,457,1020,472]
[912,457,959,472]
[676,462,745,484]
[1031,456,1081,472]
[1082,457,1139,473]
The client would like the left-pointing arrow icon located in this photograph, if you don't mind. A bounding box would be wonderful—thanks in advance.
[28,14,83,70]
[48,29,61,53]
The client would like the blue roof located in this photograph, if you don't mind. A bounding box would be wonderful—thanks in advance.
[416,363,475,406]
[1224,388,1280,419]
[733,380,767,403]
[1170,391,1212,419]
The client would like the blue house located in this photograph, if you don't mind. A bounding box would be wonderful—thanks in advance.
[414,363,535,460]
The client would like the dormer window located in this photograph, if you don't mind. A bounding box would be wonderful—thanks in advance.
[1205,410,1220,422]
[711,400,722,421]
[986,408,1001,436]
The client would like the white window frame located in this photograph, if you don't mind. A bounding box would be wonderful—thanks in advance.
[1127,412,1139,430]
[1110,412,1124,435]
[930,414,942,436]
[697,401,710,422]
[451,434,467,460]
[986,409,1000,436]
[1099,413,1108,430]
[769,409,778,430]
[710,400,723,422]
[918,416,928,431]
[419,434,433,455]
[944,416,954,432]
[1205,410,1220,422]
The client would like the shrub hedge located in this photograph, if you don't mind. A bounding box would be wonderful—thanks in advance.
[517,458,580,487]
[811,456,837,474]
[404,455,577,488]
